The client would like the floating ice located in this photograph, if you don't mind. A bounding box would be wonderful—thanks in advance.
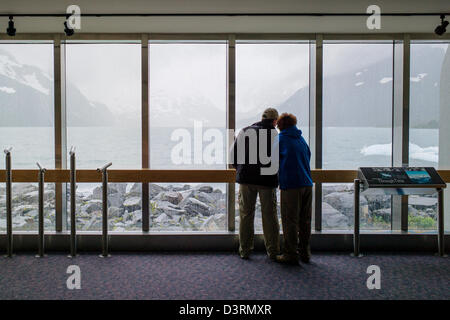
[355,82,364,86]
[379,77,393,84]
[361,143,438,163]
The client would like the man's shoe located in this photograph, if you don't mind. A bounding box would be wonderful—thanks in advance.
[275,254,299,265]
[239,252,250,260]
[268,253,278,261]
[299,247,311,263]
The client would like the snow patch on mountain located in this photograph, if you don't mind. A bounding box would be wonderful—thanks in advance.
[0,86,15,94]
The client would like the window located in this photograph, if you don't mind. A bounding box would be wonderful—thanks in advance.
[409,41,449,231]
[149,41,227,231]
[0,42,55,231]
[235,41,310,232]
[65,42,141,231]
[322,42,393,230]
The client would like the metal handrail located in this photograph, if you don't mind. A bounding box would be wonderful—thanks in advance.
[69,147,77,258]
[97,162,112,257]
[4,147,13,257]
[36,162,46,258]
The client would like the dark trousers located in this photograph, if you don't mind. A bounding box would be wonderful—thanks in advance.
[238,184,280,257]
[280,186,313,258]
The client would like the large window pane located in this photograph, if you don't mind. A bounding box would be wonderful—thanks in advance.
[149,41,227,170]
[0,43,55,231]
[409,41,449,231]
[322,42,393,230]
[65,43,141,231]
[149,41,227,231]
[235,41,310,232]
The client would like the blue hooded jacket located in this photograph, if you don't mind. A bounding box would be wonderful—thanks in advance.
[276,125,313,190]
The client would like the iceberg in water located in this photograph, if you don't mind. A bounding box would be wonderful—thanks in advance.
[360,143,438,163]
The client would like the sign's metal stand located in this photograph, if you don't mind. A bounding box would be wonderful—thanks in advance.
[353,167,447,257]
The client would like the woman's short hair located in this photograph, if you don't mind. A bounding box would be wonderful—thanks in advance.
[277,113,297,131]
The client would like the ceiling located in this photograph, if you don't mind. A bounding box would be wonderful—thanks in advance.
[0,0,448,33]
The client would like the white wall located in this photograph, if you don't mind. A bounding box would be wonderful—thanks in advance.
[0,0,448,33]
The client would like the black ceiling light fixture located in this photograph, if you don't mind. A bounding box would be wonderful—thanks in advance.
[6,15,16,36]
[64,15,74,36]
[435,14,449,36]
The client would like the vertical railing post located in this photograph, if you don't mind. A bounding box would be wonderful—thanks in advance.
[4,147,13,257]
[68,147,77,258]
[352,179,363,257]
[97,162,112,258]
[36,162,46,258]
[437,188,446,257]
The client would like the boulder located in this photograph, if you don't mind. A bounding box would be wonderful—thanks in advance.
[85,200,103,213]
[198,186,213,193]
[152,200,186,217]
[322,202,349,229]
[149,184,167,199]
[155,213,169,224]
[108,192,124,208]
[183,198,212,216]
[127,183,141,196]
[123,197,142,212]
[154,191,183,205]
[324,192,366,217]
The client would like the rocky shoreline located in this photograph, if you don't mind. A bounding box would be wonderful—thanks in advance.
[0,183,438,232]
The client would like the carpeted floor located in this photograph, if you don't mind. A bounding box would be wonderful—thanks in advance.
[0,252,448,300]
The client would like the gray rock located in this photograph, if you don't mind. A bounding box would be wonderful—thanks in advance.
[322,202,349,229]
[123,197,142,212]
[183,198,212,216]
[193,191,215,204]
[324,192,367,217]
[108,192,124,208]
[154,191,183,205]
[85,200,103,213]
[198,186,213,193]
[128,183,142,196]
[155,213,169,224]
[108,206,122,218]
[22,190,55,203]
[12,184,38,195]
[149,184,167,199]
[152,200,186,217]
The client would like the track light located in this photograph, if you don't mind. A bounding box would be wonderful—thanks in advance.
[435,14,449,36]
[6,16,16,36]
[64,16,74,36]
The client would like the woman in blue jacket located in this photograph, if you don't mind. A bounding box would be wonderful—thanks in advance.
[275,113,313,264]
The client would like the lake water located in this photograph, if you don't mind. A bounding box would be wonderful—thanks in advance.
[0,126,439,170]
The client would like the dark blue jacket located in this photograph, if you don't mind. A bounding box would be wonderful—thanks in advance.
[277,125,313,190]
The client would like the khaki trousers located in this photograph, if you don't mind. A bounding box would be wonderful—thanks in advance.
[280,186,313,258]
[238,184,280,257]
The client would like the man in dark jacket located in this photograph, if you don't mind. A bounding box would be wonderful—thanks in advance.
[275,113,313,264]
[231,108,280,260]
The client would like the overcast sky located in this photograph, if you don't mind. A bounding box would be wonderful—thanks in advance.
[1,41,447,121]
